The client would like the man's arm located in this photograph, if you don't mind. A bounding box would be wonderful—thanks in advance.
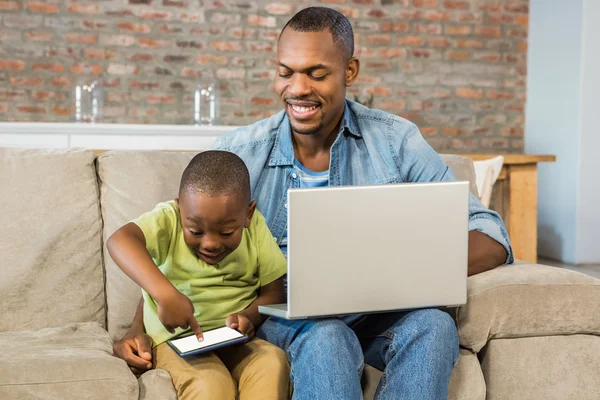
[468,231,508,276]
[393,122,514,272]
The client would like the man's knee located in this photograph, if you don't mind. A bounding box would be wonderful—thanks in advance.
[414,309,457,340]
[397,309,458,359]
[292,319,362,360]
[307,319,358,343]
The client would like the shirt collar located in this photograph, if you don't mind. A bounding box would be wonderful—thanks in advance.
[268,100,361,167]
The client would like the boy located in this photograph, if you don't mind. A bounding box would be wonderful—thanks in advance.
[107,150,289,400]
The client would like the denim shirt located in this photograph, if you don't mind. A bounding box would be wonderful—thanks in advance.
[214,99,514,264]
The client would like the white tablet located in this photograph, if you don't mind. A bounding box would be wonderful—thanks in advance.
[167,326,248,357]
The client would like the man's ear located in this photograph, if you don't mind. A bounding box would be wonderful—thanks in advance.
[245,200,257,228]
[345,57,360,87]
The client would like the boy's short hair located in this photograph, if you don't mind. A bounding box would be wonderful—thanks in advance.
[179,150,250,202]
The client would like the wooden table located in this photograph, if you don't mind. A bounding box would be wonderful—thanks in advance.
[461,154,556,263]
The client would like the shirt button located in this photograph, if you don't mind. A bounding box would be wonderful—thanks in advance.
[284,203,288,208]
[291,173,298,179]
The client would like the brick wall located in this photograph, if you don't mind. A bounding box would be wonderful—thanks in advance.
[0,0,528,153]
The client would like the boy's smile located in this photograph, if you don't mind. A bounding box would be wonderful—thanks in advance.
[177,191,256,265]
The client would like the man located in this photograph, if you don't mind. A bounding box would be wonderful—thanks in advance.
[114,7,512,399]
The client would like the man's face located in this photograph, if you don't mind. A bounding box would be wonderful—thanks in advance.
[274,29,358,137]
[177,192,255,265]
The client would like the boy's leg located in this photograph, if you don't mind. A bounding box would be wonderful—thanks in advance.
[256,317,364,400]
[154,342,237,400]
[345,309,459,400]
[218,338,290,400]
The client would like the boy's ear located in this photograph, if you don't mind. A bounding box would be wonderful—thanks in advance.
[244,200,257,228]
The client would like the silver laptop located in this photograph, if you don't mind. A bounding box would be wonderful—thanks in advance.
[258,181,469,319]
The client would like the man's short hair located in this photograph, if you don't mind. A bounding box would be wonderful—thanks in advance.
[281,7,354,61]
[179,150,250,202]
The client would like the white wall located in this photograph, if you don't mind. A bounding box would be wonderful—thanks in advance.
[525,0,582,263]
[576,0,600,263]
[526,0,600,264]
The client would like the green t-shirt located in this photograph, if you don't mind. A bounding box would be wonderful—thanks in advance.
[133,201,287,346]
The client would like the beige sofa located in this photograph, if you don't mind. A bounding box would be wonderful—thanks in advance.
[1,147,599,400]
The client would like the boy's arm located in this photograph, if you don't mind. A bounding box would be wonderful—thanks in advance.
[226,211,287,336]
[112,298,153,374]
[226,277,285,336]
[107,223,203,338]
[107,223,175,301]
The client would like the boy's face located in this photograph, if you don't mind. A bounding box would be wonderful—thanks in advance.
[177,191,256,265]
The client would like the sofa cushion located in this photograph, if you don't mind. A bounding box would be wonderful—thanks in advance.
[440,154,478,197]
[480,335,600,400]
[138,369,177,400]
[0,148,105,332]
[0,323,138,400]
[457,263,600,352]
[362,349,485,400]
[448,349,486,400]
[96,150,198,341]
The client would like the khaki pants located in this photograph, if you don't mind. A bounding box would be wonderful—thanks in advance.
[154,338,290,400]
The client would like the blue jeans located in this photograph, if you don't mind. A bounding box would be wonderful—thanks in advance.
[256,309,459,400]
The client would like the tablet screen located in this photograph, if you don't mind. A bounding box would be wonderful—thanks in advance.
[169,327,244,353]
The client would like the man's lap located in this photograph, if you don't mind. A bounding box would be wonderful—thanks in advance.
[257,308,457,359]
[256,315,355,353]
[347,309,459,371]
[256,308,458,400]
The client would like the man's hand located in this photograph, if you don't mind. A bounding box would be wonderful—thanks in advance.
[113,330,153,375]
[226,312,255,339]
[157,289,204,341]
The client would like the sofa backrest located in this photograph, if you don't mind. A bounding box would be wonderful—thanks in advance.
[98,150,477,340]
[440,154,479,197]
[0,147,476,337]
[97,150,197,341]
[0,148,105,332]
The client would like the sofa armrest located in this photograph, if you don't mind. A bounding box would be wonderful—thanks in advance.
[456,263,600,352]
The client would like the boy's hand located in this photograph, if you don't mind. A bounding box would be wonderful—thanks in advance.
[226,312,255,339]
[113,329,153,375]
[157,289,204,341]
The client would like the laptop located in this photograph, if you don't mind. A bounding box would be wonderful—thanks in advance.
[258,181,469,319]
